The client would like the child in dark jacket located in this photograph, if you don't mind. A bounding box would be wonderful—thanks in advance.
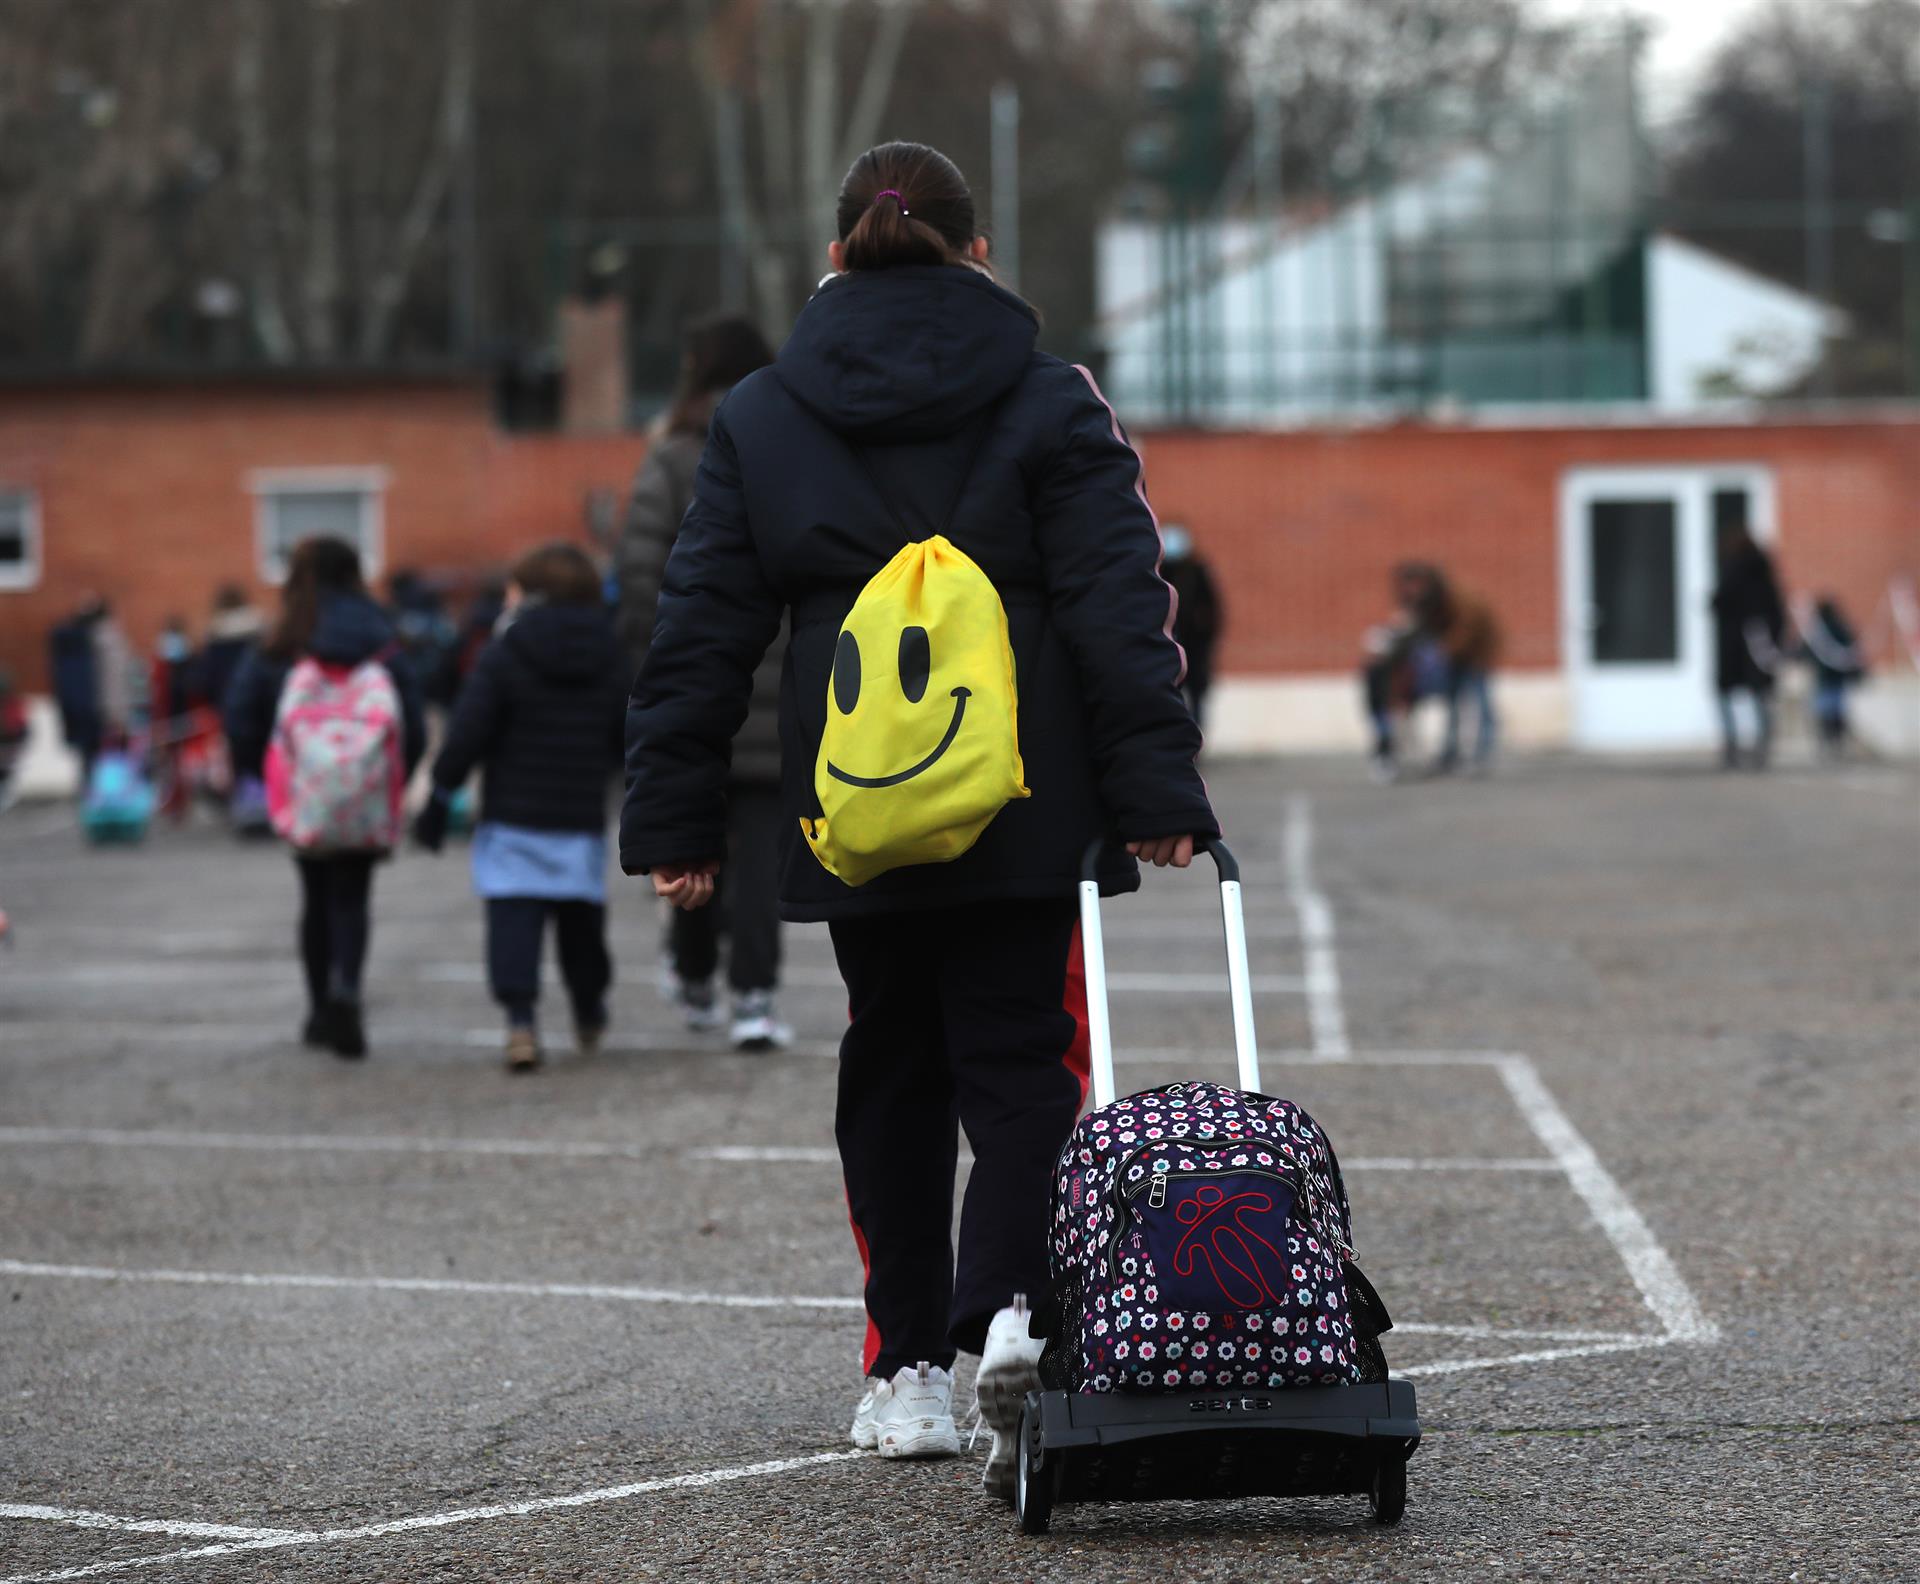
[415,542,627,1071]
[620,141,1217,1500]
[225,537,428,1058]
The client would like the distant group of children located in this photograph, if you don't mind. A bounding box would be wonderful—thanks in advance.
[1361,562,1503,783]
[138,312,795,1070]
[1359,536,1871,781]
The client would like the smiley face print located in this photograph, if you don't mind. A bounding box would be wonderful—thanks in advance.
[802,535,1029,887]
[825,622,971,788]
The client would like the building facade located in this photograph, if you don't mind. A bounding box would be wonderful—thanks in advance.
[1,377,1914,765]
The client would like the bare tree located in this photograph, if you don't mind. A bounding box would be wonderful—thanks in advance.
[684,0,921,332]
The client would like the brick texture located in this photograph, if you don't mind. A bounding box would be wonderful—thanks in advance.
[1136,417,1920,677]
[0,377,643,692]
[2,378,1915,696]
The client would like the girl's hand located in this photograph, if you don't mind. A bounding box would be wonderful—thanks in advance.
[652,861,720,910]
[1127,835,1195,868]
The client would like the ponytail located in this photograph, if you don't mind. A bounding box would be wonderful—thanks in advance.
[836,142,978,272]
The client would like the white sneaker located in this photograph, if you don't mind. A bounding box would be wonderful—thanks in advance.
[849,1381,881,1449]
[975,1296,1045,1502]
[665,975,723,1033]
[730,990,791,1052]
[867,1362,962,1459]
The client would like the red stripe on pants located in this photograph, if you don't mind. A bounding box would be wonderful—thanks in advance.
[1062,921,1092,1109]
[844,1194,882,1377]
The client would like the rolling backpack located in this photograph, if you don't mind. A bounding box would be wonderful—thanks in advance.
[80,749,155,845]
[801,419,1028,887]
[264,656,404,854]
[1038,839,1393,1396]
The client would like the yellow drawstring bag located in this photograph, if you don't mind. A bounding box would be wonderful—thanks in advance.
[802,535,1029,887]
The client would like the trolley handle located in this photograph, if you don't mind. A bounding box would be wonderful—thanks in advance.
[1077,836,1260,1110]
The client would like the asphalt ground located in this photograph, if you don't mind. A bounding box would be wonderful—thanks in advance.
[1,754,1915,1582]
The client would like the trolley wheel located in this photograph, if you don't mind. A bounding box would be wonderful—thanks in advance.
[1014,1403,1055,1535]
[1369,1455,1407,1526]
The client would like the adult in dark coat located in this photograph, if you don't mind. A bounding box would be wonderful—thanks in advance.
[1160,522,1223,734]
[617,314,790,1045]
[225,537,427,1057]
[201,584,264,727]
[620,141,1216,1484]
[417,542,626,1069]
[1711,526,1786,769]
[48,597,133,776]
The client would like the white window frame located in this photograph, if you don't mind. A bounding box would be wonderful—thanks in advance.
[0,486,42,591]
[248,467,389,585]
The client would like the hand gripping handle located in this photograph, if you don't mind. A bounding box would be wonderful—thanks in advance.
[1077,837,1259,1110]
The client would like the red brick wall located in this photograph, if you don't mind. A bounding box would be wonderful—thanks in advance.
[1136,417,1920,675]
[2,380,1914,697]
[0,379,645,692]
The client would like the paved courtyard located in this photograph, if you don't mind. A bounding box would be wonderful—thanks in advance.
[2,754,1916,1581]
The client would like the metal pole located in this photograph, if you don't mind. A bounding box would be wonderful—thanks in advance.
[990,82,1021,290]
[448,0,480,357]
[1906,202,1920,398]
[1802,76,1834,397]
[1253,87,1280,414]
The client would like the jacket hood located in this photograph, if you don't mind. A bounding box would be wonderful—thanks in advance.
[502,600,619,682]
[773,266,1038,442]
[309,593,395,665]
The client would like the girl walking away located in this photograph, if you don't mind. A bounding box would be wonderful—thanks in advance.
[226,538,426,1058]
[621,141,1216,1502]
[414,543,626,1071]
[617,314,791,1049]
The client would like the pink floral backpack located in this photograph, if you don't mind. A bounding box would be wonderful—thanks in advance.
[265,657,404,853]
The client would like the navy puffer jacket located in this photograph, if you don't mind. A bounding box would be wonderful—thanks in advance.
[430,601,626,832]
[621,265,1216,921]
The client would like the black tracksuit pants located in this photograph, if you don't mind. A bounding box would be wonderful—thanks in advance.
[486,898,612,1029]
[831,899,1089,1379]
[296,854,376,1007]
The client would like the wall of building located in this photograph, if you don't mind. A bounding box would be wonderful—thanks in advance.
[0,377,643,693]
[1138,413,1918,658]
[2,381,1913,761]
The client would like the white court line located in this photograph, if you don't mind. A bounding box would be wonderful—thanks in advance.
[0,1259,1646,1350]
[0,1451,867,1584]
[1282,795,1350,1058]
[12,962,1308,996]
[0,1506,303,1542]
[1,810,80,842]
[687,1146,1560,1172]
[1493,1055,1720,1345]
[1398,1335,1674,1379]
[0,1126,1556,1175]
[0,1126,664,1162]
[0,1260,863,1312]
[0,1258,1644,1350]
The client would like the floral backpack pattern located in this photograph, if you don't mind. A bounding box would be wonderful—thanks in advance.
[1040,1079,1390,1394]
[265,657,404,854]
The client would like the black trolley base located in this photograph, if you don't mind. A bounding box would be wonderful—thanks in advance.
[1014,1379,1420,1535]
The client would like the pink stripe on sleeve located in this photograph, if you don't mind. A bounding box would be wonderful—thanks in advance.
[1070,363,1188,687]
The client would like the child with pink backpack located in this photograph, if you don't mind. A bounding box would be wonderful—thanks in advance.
[224,537,426,1057]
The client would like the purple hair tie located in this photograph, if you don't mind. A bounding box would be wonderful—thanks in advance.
[874,188,909,215]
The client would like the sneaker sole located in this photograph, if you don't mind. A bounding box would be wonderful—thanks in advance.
[974,1355,1041,1438]
[849,1421,879,1451]
[876,1423,963,1459]
[981,1432,1017,1502]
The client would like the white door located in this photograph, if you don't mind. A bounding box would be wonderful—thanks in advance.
[1559,466,1775,750]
